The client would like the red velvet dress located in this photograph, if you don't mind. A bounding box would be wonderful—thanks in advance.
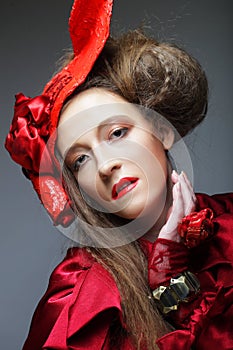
[22,193,233,350]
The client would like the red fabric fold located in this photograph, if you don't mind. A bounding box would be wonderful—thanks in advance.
[22,248,123,350]
[156,329,194,350]
[5,93,52,174]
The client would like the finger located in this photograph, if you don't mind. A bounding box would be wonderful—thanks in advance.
[164,182,184,230]
[179,174,195,215]
[158,182,183,241]
[181,171,197,206]
[179,172,196,215]
[182,171,197,203]
[171,169,179,184]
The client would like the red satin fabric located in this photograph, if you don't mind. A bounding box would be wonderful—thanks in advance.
[5,93,52,174]
[22,249,133,350]
[5,93,75,227]
[22,193,233,349]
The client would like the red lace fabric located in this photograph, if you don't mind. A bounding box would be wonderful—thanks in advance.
[140,238,189,290]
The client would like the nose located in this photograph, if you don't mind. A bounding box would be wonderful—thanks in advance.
[98,159,121,180]
[93,143,122,180]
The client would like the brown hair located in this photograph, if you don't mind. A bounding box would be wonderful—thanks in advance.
[64,29,208,137]
[60,29,208,349]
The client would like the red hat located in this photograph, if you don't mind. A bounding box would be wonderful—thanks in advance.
[5,0,113,227]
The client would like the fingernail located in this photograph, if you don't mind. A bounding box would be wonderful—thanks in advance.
[180,171,185,179]
[172,170,178,177]
[181,171,187,178]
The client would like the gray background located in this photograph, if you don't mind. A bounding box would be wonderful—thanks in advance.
[0,1,232,348]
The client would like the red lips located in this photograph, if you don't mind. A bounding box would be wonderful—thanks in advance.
[112,177,139,200]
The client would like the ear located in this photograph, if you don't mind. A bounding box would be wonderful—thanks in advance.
[160,125,175,150]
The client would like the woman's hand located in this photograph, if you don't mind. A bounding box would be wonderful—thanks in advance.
[158,170,196,242]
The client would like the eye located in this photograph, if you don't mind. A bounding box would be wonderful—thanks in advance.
[109,127,129,140]
[72,154,88,172]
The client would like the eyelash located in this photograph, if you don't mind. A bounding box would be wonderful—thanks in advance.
[109,126,129,140]
[72,154,88,172]
[71,126,129,172]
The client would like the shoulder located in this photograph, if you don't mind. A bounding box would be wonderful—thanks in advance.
[195,192,233,263]
[196,192,233,215]
[23,247,122,350]
[192,193,233,279]
[47,246,122,332]
[195,192,233,259]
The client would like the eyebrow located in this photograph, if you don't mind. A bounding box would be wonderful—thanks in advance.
[97,114,134,127]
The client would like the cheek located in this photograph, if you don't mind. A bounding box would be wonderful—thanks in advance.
[143,155,168,203]
[132,141,168,219]
[75,166,110,212]
[133,138,168,185]
[75,165,99,198]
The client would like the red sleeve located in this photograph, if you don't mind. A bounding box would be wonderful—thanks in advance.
[140,238,190,290]
[152,193,233,349]
[22,248,128,350]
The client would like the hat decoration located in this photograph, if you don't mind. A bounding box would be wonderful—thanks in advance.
[5,0,113,227]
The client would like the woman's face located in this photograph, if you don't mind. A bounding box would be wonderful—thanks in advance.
[57,88,173,221]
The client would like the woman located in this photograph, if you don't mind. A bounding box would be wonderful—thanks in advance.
[5,0,233,349]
